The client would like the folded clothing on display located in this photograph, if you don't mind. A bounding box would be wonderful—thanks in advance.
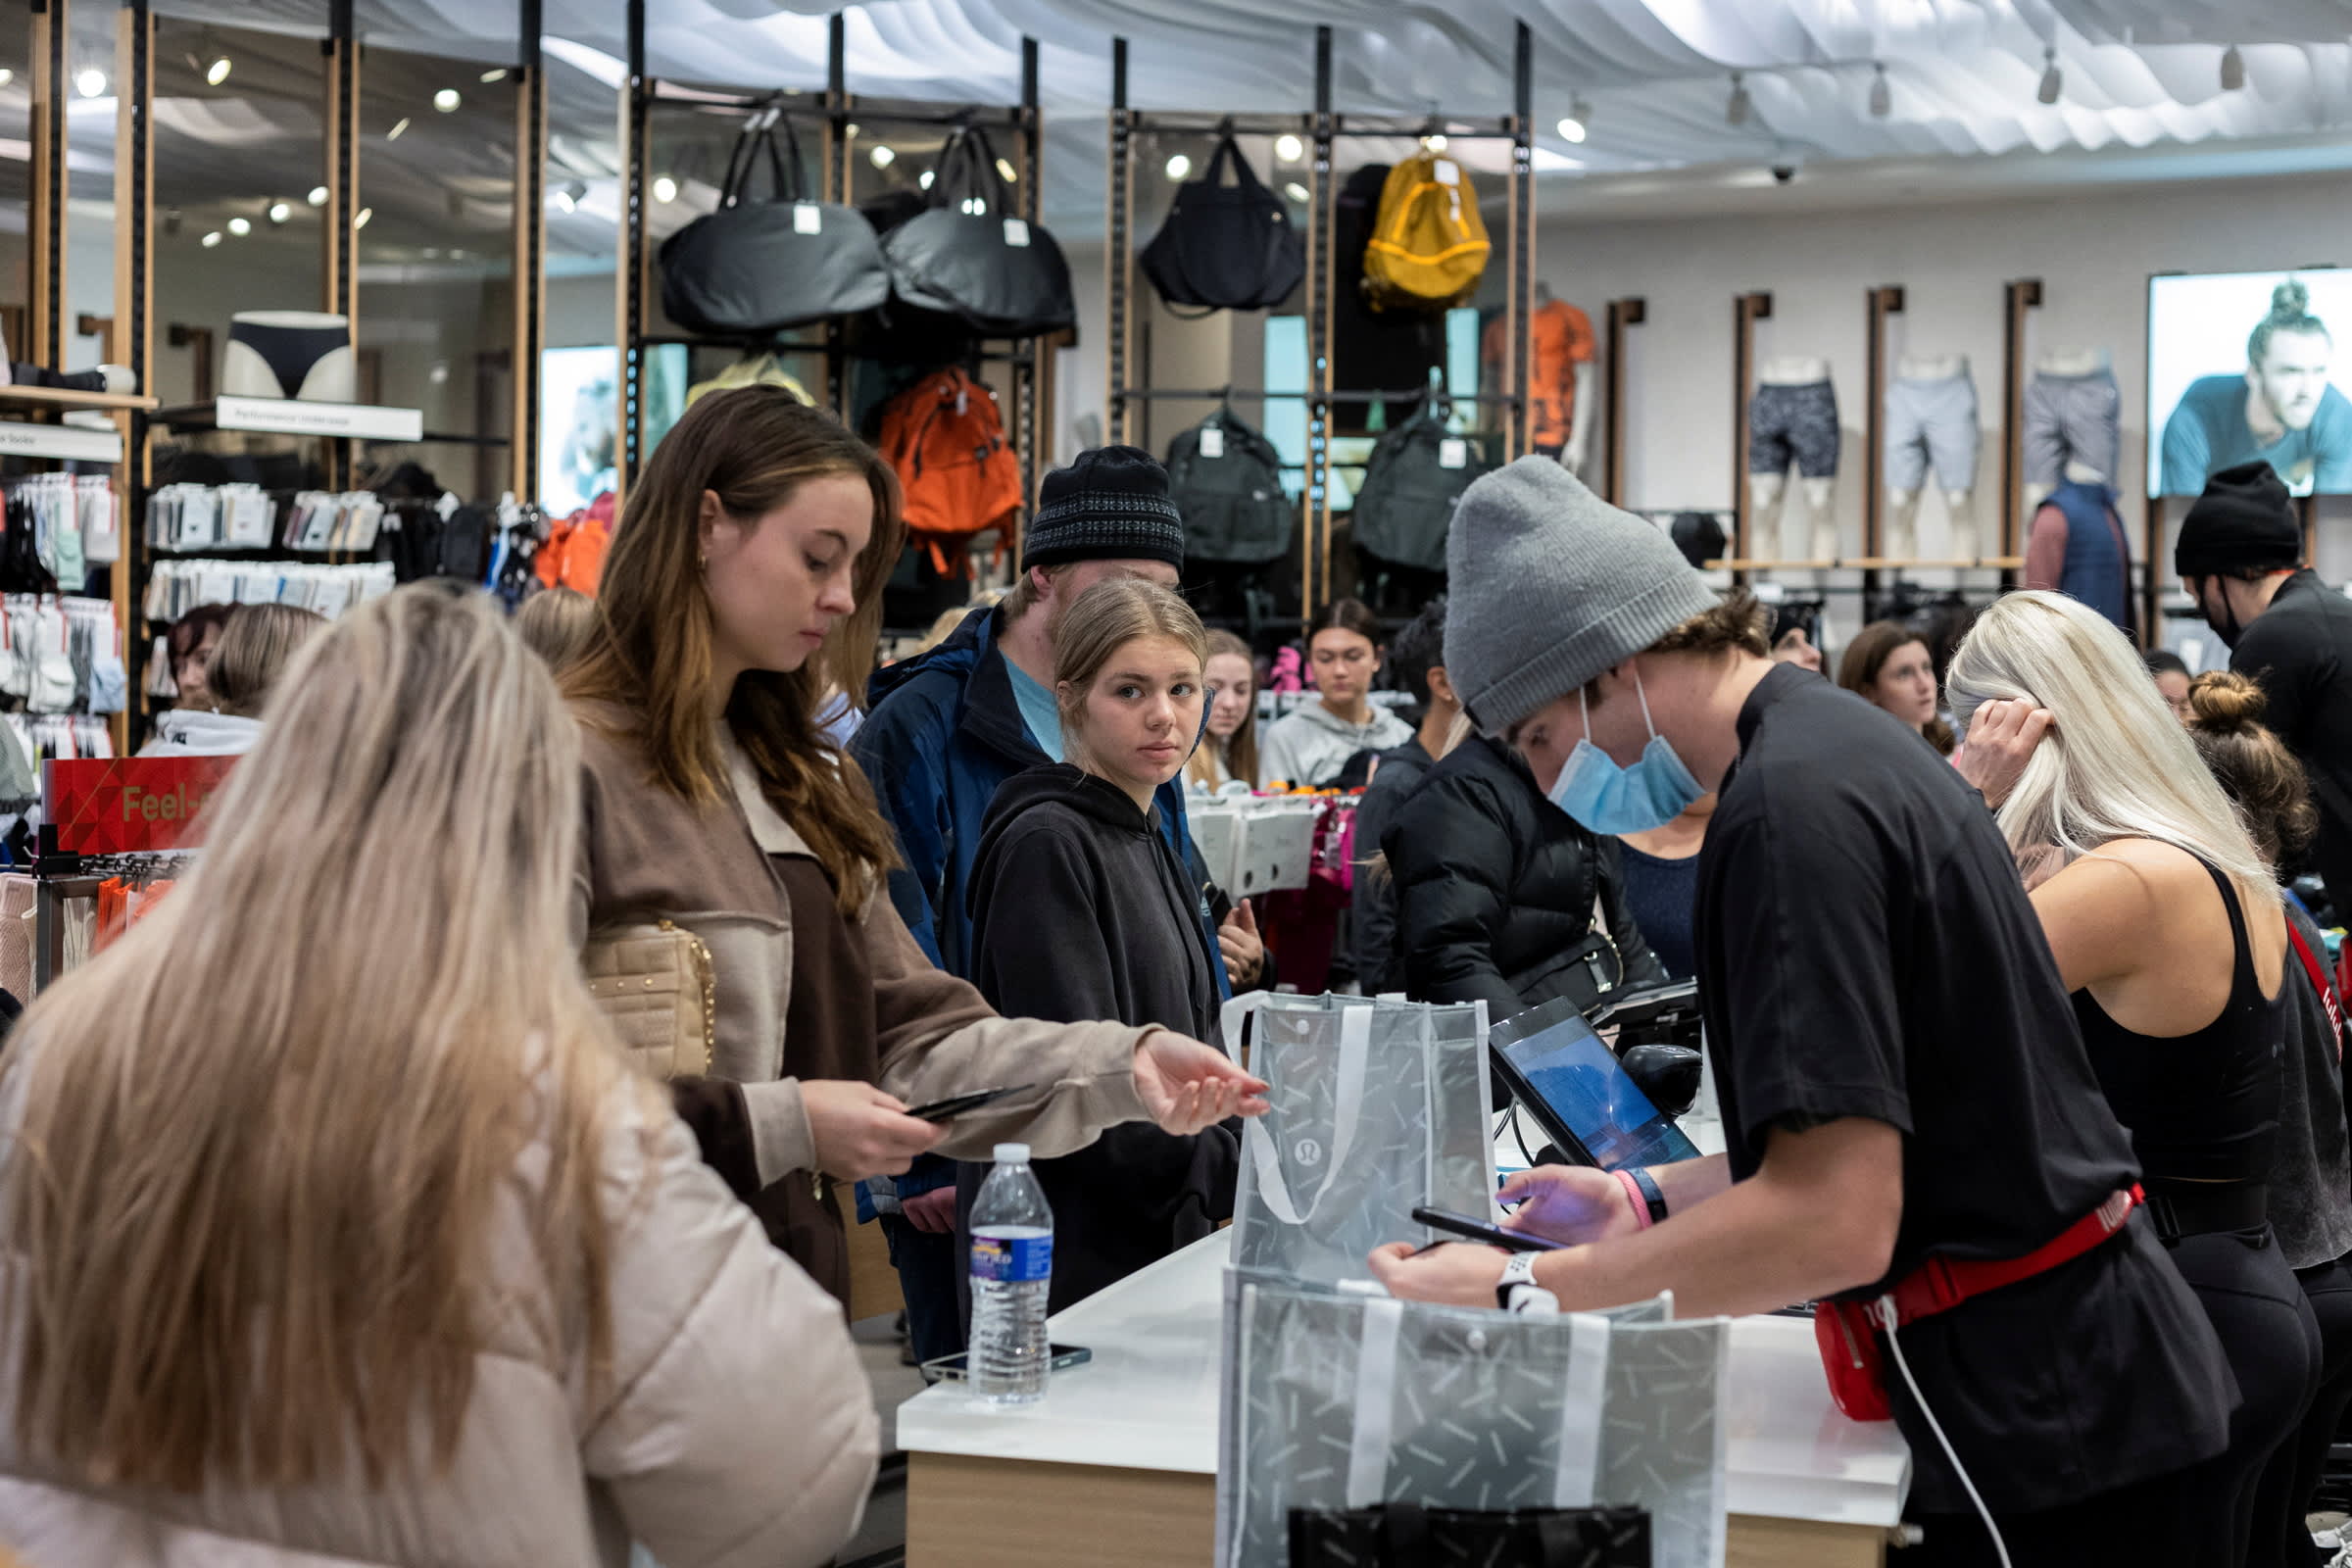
[4,473,119,588]
[1885,369,1981,493]
[144,560,395,626]
[8,714,115,766]
[0,595,123,718]
[146,483,279,554]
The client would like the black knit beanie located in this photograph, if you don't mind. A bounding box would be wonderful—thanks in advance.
[1021,445,1186,572]
[2176,461,2301,578]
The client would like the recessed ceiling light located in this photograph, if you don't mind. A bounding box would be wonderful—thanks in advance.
[226,217,251,236]
[1165,153,1192,180]
[433,88,461,112]
[997,157,1018,183]
[74,69,105,99]
[1274,133,1303,163]
[386,117,411,141]
[206,56,231,86]
[480,68,509,83]
[201,230,221,248]
[0,70,14,87]
[1284,181,1310,203]
[1422,133,1447,152]
[354,207,372,228]
[268,200,291,223]
[307,185,328,206]
[918,170,934,190]
[870,144,896,169]
[652,174,677,203]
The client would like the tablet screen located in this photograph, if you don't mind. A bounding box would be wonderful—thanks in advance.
[1494,1010,1700,1169]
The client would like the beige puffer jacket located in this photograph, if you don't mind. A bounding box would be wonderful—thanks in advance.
[0,1078,878,1568]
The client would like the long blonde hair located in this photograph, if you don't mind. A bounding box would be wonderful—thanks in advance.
[1946,591,2275,901]
[1185,628,1258,791]
[3,585,648,1493]
[1054,580,1208,777]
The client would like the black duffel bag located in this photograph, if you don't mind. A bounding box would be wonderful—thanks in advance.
[1142,132,1304,313]
[660,105,890,336]
[1291,1501,1650,1567]
[883,126,1074,338]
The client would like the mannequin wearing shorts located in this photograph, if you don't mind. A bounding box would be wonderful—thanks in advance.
[1886,354,1981,562]
[1747,356,1838,564]
[2023,348,2122,510]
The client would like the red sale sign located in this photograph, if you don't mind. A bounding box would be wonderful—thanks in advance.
[43,756,238,857]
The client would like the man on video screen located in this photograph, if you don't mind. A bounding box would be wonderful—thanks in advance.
[2162,279,2352,496]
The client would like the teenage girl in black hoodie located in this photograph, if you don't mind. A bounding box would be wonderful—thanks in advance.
[962,578,1241,1308]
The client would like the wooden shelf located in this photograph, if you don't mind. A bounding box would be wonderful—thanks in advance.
[1717,557,2029,572]
[0,384,158,414]
[1710,559,1838,571]
[154,397,423,442]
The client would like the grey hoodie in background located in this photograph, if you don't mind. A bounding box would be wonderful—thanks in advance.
[1256,700,1413,789]
[137,710,264,758]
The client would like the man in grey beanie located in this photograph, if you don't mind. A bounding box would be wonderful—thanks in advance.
[1372,462,2237,1561]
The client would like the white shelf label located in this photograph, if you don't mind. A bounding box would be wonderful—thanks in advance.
[213,397,424,442]
[0,420,122,464]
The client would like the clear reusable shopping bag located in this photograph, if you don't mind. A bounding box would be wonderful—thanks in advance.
[1226,992,1494,1288]
[1217,1275,1728,1568]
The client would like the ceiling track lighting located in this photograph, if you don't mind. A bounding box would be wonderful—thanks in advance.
[996,156,1019,184]
[1868,62,1890,118]
[200,230,221,248]
[1726,72,1752,126]
[480,68,509,83]
[1165,152,1192,180]
[1556,95,1590,144]
[869,143,896,169]
[553,179,587,215]
[74,68,106,99]
[0,69,15,87]
[267,200,290,223]
[354,207,372,229]
[307,185,329,207]
[2221,44,2246,92]
[225,217,250,237]
[1283,181,1310,204]
[1274,133,1303,164]
[652,174,678,203]
[387,117,411,141]
[205,56,231,86]
[433,88,461,113]
[2036,46,2062,106]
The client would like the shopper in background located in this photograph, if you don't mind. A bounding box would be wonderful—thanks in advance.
[562,391,1266,1316]
[162,602,233,711]
[1766,602,1825,673]
[2177,460,2352,922]
[1184,628,1261,793]
[0,586,882,1568]
[1349,597,1457,991]
[1839,619,1956,755]
[963,579,1239,1308]
[1615,793,1715,982]
[1380,586,1666,1018]
[2146,648,2197,722]
[139,604,327,758]
[1371,461,2235,1567]
[2181,670,2352,1568]
[515,585,604,678]
[1256,597,1413,788]
[852,444,1243,1363]
[1949,591,2317,1568]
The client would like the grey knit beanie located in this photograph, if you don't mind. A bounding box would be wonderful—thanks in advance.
[1445,458,1720,736]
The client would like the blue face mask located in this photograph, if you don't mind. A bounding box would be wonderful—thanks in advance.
[1544,669,1703,835]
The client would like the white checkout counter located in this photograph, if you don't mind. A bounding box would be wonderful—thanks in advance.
[899,1228,1912,1568]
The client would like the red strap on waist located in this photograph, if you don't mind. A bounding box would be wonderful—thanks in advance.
[2287,917,2344,1062]
[1886,1186,2143,1326]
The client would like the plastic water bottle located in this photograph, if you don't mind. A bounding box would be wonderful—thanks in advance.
[968,1142,1054,1406]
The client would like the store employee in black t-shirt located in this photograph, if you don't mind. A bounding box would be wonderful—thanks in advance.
[1370,461,2237,1566]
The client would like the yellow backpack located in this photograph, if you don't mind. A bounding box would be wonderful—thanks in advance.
[1362,151,1491,312]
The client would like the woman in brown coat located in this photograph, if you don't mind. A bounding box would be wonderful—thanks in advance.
[564,386,1264,1300]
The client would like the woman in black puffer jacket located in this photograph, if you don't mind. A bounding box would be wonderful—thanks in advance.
[1379,729,1666,1017]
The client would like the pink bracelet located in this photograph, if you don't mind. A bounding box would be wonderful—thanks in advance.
[1613,1167,1653,1230]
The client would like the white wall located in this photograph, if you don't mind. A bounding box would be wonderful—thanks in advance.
[1539,172,2352,622]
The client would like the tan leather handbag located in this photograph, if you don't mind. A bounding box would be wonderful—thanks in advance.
[581,920,714,1080]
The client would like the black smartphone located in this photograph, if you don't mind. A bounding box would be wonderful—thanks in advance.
[1410,1205,1569,1253]
[905,1084,1033,1123]
[919,1344,1093,1384]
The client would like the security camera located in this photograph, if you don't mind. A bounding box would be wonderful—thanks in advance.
[1770,164,1797,185]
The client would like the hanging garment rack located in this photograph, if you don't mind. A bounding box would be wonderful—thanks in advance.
[1106,23,1535,623]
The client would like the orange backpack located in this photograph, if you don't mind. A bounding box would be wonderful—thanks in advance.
[878,368,1023,572]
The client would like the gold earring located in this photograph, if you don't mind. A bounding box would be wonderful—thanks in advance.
[698,551,709,570]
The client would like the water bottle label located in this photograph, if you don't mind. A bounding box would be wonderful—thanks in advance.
[971,1233,1054,1284]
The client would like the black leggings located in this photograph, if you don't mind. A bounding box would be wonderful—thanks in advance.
[1903,1458,2250,1567]
[2172,1228,2324,1568]
[2255,1254,2352,1568]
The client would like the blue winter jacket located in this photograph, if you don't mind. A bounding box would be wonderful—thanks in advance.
[855,604,1228,987]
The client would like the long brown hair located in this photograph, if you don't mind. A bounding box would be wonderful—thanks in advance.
[564,386,906,910]
[4,585,647,1492]
[2183,669,2318,871]
[1839,619,1955,755]
[1188,627,1260,790]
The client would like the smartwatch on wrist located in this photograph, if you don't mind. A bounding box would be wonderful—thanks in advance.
[1494,1250,1559,1315]
[1625,1165,1670,1226]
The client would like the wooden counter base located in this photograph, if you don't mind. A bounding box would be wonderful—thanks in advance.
[907,1452,1887,1568]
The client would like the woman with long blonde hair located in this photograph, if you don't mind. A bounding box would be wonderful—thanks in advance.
[1950,590,2319,1568]
[0,585,879,1566]
[562,386,1263,1302]
[1185,627,1261,791]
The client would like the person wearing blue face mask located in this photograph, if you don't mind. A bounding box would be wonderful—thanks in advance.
[1369,460,2239,1568]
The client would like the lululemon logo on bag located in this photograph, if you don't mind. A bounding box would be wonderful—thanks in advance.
[1293,1137,1324,1167]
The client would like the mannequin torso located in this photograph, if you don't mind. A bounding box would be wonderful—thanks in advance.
[1759,355,1831,387]
[1898,353,1968,381]
[2037,347,2111,378]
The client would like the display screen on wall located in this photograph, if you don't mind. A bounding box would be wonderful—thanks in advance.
[539,346,688,515]
[2149,270,2352,497]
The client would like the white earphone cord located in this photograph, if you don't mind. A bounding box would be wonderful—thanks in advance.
[1871,1298,2013,1568]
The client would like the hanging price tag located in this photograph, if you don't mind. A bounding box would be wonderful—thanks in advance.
[1433,159,1460,186]
[793,203,823,235]
[1200,425,1226,460]
[1439,437,1468,470]
[1004,218,1032,248]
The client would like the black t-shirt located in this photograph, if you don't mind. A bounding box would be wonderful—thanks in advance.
[1695,664,2234,1513]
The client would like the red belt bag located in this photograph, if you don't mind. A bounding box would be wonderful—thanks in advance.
[1813,1186,2144,1422]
